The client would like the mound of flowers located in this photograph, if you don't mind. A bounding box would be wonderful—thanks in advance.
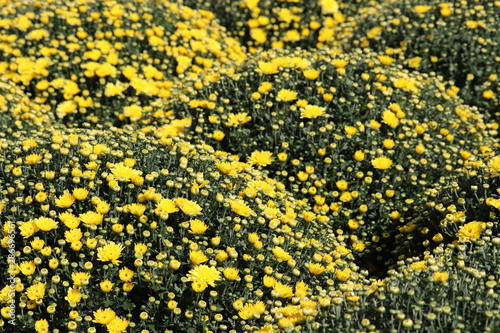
[0,0,246,127]
[0,0,499,332]
[0,125,362,332]
[169,47,498,271]
[333,0,500,115]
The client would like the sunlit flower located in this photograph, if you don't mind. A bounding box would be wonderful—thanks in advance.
[188,219,209,234]
[249,150,274,167]
[186,265,221,292]
[372,156,393,170]
[97,242,124,265]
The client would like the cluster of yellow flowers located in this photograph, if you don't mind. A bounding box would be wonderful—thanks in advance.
[0,0,499,332]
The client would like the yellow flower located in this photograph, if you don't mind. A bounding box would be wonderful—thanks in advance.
[26,282,46,301]
[223,267,240,281]
[106,316,129,333]
[93,308,117,325]
[336,267,352,281]
[189,250,209,265]
[226,112,252,126]
[79,211,103,226]
[34,217,58,232]
[250,28,267,44]
[277,89,298,102]
[155,198,179,217]
[134,243,148,255]
[238,301,266,320]
[407,56,422,68]
[413,5,432,14]
[336,180,349,191]
[100,280,114,292]
[110,163,140,181]
[186,265,221,292]
[372,157,393,170]
[433,271,449,283]
[257,61,279,75]
[119,267,135,282]
[272,281,294,298]
[65,228,83,243]
[72,272,91,286]
[382,110,399,128]
[300,105,326,119]
[213,130,225,141]
[379,55,395,66]
[483,90,495,99]
[303,68,320,80]
[189,219,209,234]
[72,188,89,200]
[354,150,365,161]
[34,319,49,333]
[123,105,143,121]
[308,263,326,275]
[175,198,202,216]
[272,247,292,261]
[456,221,486,242]
[344,126,357,135]
[294,281,309,298]
[25,154,43,165]
[97,241,124,265]
[229,199,255,217]
[66,287,83,303]
[59,212,81,229]
[249,150,274,167]
[55,193,76,208]
[19,261,36,276]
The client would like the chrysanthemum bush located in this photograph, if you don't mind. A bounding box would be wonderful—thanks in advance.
[169,47,498,272]
[310,237,499,332]
[393,147,500,260]
[0,78,53,130]
[0,0,246,127]
[181,0,348,51]
[332,0,500,116]
[0,125,363,332]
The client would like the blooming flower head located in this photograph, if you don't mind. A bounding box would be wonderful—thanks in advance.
[97,241,124,265]
[33,217,58,232]
[188,219,209,234]
[110,162,141,181]
[26,282,46,301]
[79,211,104,225]
[238,301,266,320]
[189,250,209,265]
[55,193,76,208]
[72,272,91,286]
[186,265,221,292]
[34,319,49,333]
[229,199,256,217]
[93,308,117,325]
[107,316,130,333]
[154,198,178,217]
[257,61,279,75]
[119,267,135,282]
[300,105,326,119]
[382,110,399,128]
[277,89,298,102]
[433,271,449,283]
[372,156,393,170]
[249,150,274,167]
[223,267,240,281]
[456,221,486,242]
[66,287,83,303]
[226,112,252,126]
[175,197,202,216]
